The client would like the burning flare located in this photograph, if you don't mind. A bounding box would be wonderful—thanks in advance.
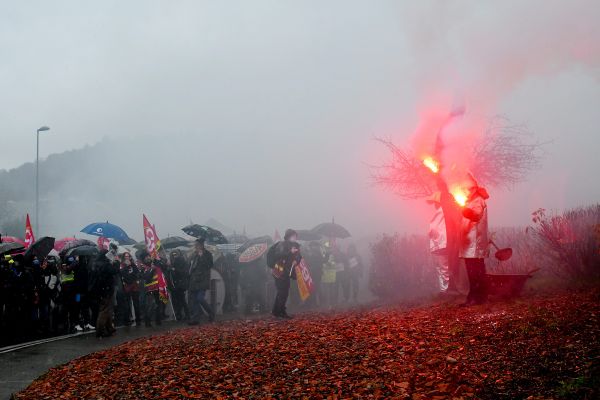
[423,156,440,173]
[450,185,468,207]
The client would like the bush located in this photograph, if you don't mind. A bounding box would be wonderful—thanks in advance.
[528,205,600,280]
[368,233,437,300]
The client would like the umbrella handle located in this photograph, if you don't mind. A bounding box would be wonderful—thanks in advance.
[489,240,501,251]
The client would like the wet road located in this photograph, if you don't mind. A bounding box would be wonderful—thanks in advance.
[0,322,189,400]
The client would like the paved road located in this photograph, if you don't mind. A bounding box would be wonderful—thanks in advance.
[0,322,190,400]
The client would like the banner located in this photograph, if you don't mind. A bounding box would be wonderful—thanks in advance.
[142,214,162,259]
[294,258,314,301]
[25,213,35,248]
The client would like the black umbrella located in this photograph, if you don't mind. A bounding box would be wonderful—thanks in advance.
[311,222,351,239]
[0,242,25,256]
[296,229,322,241]
[237,235,274,254]
[24,236,56,262]
[66,245,99,258]
[132,241,147,250]
[161,236,191,249]
[227,233,249,244]
[59,239,96,258]
[182,224,228,244]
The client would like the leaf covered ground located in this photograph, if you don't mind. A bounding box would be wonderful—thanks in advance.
[16,289,599,399]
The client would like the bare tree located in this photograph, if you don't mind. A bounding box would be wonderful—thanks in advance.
[372,115,545,199]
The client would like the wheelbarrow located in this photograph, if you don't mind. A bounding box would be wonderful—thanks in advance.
[484,240,539,298]
[486,268,540,298]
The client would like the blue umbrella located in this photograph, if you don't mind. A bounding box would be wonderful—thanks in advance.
[80,221,133,243]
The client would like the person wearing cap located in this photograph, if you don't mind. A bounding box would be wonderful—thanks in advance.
[270,229,301,319]
[427,192,450,293]
[459,173,490,306]
[188,238,215,324]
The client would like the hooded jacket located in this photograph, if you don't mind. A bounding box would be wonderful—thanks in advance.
[459,187,490,259]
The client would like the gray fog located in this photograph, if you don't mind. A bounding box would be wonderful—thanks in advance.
[1,1,599,240]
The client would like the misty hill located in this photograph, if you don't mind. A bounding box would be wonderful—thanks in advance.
[0,134,343,240]
[0,138,248,239]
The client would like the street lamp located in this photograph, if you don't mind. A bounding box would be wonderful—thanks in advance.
[36,126,50,234]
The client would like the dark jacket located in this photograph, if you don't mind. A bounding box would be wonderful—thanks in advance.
[188,250,213,291]
[142,263,160,292]
[271,241,301,281]
[170,255,189,290]
[91,252,119,297]
[120,262,141,292]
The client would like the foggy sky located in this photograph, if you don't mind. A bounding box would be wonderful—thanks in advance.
[1,1,599,240]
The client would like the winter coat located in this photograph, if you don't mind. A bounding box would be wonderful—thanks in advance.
[429,207,447,254]
[120,262,141,292]
[170,256,189,290]
[270,241,301,281]
[459,189,490,259]
[142,264,160,292]
[306,251,325,283]
[188,250,213,291]
[91,252,120,297]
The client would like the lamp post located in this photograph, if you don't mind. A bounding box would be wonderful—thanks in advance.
[36,126,50,234]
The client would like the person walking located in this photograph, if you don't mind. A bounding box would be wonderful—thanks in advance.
[459,173,490,306]
[188,238,215,325]
[268,229,301,319]
[169,249,190,321]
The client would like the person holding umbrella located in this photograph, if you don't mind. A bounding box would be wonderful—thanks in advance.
[188,238,215,325]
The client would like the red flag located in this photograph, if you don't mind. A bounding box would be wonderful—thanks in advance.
[25,214,35,248]
[142,214,162,259]
[97,236,110,250]
[156,267,169,303]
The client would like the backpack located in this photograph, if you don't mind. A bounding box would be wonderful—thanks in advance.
[266,242,282,269]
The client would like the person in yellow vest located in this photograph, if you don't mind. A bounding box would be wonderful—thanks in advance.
[59,256,81,333]
[139,250,162,327]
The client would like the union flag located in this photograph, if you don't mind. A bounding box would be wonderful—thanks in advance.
[25,214,35,248]
[142,214,162,259]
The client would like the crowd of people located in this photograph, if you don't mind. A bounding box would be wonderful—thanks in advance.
[0,231,364,346]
